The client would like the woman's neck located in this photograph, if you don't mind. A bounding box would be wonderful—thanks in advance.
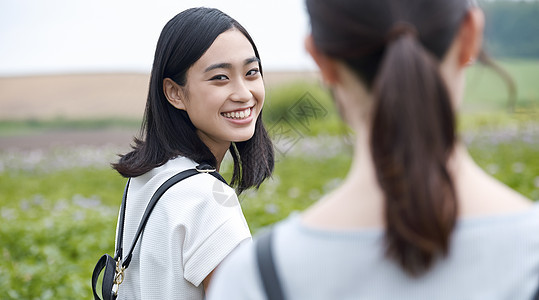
[303,132,533,229]
[448,142,532,217]
[196,132,230,172]
[302,127,386,229]
[204,143,229,172]
[346,127,378,189]
[211,146,228,172]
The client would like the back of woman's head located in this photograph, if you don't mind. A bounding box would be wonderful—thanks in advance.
[114,7,273,194]
[306,0,471,275]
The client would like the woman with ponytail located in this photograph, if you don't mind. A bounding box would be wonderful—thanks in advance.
[208,0,539,299]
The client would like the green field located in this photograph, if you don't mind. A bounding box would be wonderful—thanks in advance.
[0,60,538,298]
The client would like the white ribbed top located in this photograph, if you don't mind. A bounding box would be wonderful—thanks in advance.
[115,156,251,300]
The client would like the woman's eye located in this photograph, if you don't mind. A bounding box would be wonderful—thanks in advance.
[246,69,260,76]
[210,75,229,81]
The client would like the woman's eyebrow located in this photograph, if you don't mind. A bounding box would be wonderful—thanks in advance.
[203,57,260,73]
[244,56,260,66]
[204,62,232,73]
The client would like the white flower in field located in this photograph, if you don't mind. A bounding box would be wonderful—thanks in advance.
[288,187,301,199]
[512,162,525,174]
[309,189,321,200]
[19,200,30,211]
[1,208,16,220]
[43,217,54,229]
[32,194,45,206]
[265,204,279,215]
[54,200,69,212]
[486,164,499,175]
[323,178,343,193]
[73,211,86,221]
[72,194,101,209]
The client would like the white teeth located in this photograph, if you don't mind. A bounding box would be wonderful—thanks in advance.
[222,107,252,120]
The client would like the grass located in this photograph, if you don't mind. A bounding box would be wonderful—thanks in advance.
[1,126,537,298]
[0,118,140,137]
[463,58,539,111]
[0,168,124,299]
[0,59,538,298]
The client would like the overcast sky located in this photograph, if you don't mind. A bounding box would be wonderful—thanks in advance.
[0,0,315,76]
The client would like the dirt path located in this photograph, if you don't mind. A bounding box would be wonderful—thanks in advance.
[0,72,320,151]
[0,128,137,151]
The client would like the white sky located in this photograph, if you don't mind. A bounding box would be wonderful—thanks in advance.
[0,0,316,76]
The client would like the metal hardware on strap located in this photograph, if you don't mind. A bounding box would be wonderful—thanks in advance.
[93,165,228,300]
[195,164,216,173]
[112,258,125,296]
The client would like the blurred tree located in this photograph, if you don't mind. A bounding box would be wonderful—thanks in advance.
[481,0,539,58]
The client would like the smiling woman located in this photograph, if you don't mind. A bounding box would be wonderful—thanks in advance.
[93,7,274,300]
[162,29,266,160]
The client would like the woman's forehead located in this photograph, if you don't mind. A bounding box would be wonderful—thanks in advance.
[193,29,257,71]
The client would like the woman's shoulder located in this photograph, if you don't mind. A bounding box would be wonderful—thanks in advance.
[455,202,539,248]
[458,201,539,227]
[128,156,236,211]
[207,238,265,299]
[457,157,536,218]
[133,156,218,188]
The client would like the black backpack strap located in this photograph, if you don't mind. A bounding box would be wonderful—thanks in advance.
[91,254,118,300]
[92,164,226,300]
[114,179,131,260]
[92,179,130,300]
[122,165,227,268]
[533,276,539,300]
[256,228,285,300]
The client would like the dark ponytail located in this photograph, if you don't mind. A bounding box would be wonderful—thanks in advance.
[371,30,457,276]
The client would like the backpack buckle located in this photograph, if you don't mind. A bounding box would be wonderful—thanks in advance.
[195,164,216,173]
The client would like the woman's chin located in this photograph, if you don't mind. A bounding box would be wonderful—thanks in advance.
[229,131,256,143]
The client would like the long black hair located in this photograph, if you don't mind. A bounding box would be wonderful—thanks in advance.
[306,0,472,275]
[113,7,274,194]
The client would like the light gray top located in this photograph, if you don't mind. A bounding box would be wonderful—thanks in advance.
[208,203,539,300]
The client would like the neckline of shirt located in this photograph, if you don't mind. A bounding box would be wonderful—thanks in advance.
[285,202,539,239]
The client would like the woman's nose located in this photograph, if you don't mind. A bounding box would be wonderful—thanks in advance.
[229,79,252,102]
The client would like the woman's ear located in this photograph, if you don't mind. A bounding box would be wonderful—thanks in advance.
[163,78,186,110]
[305,35,339,85]
[457,7,485,67]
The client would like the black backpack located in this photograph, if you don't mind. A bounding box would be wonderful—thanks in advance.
[91,164,226,300]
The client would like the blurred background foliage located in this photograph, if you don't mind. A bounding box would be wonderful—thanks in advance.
[482,1,539,58]
[0,0,538,298]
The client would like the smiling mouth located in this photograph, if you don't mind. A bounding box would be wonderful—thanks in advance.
[221,107,253,120]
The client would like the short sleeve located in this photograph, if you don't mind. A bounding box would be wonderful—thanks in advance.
[176,174,252,286]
